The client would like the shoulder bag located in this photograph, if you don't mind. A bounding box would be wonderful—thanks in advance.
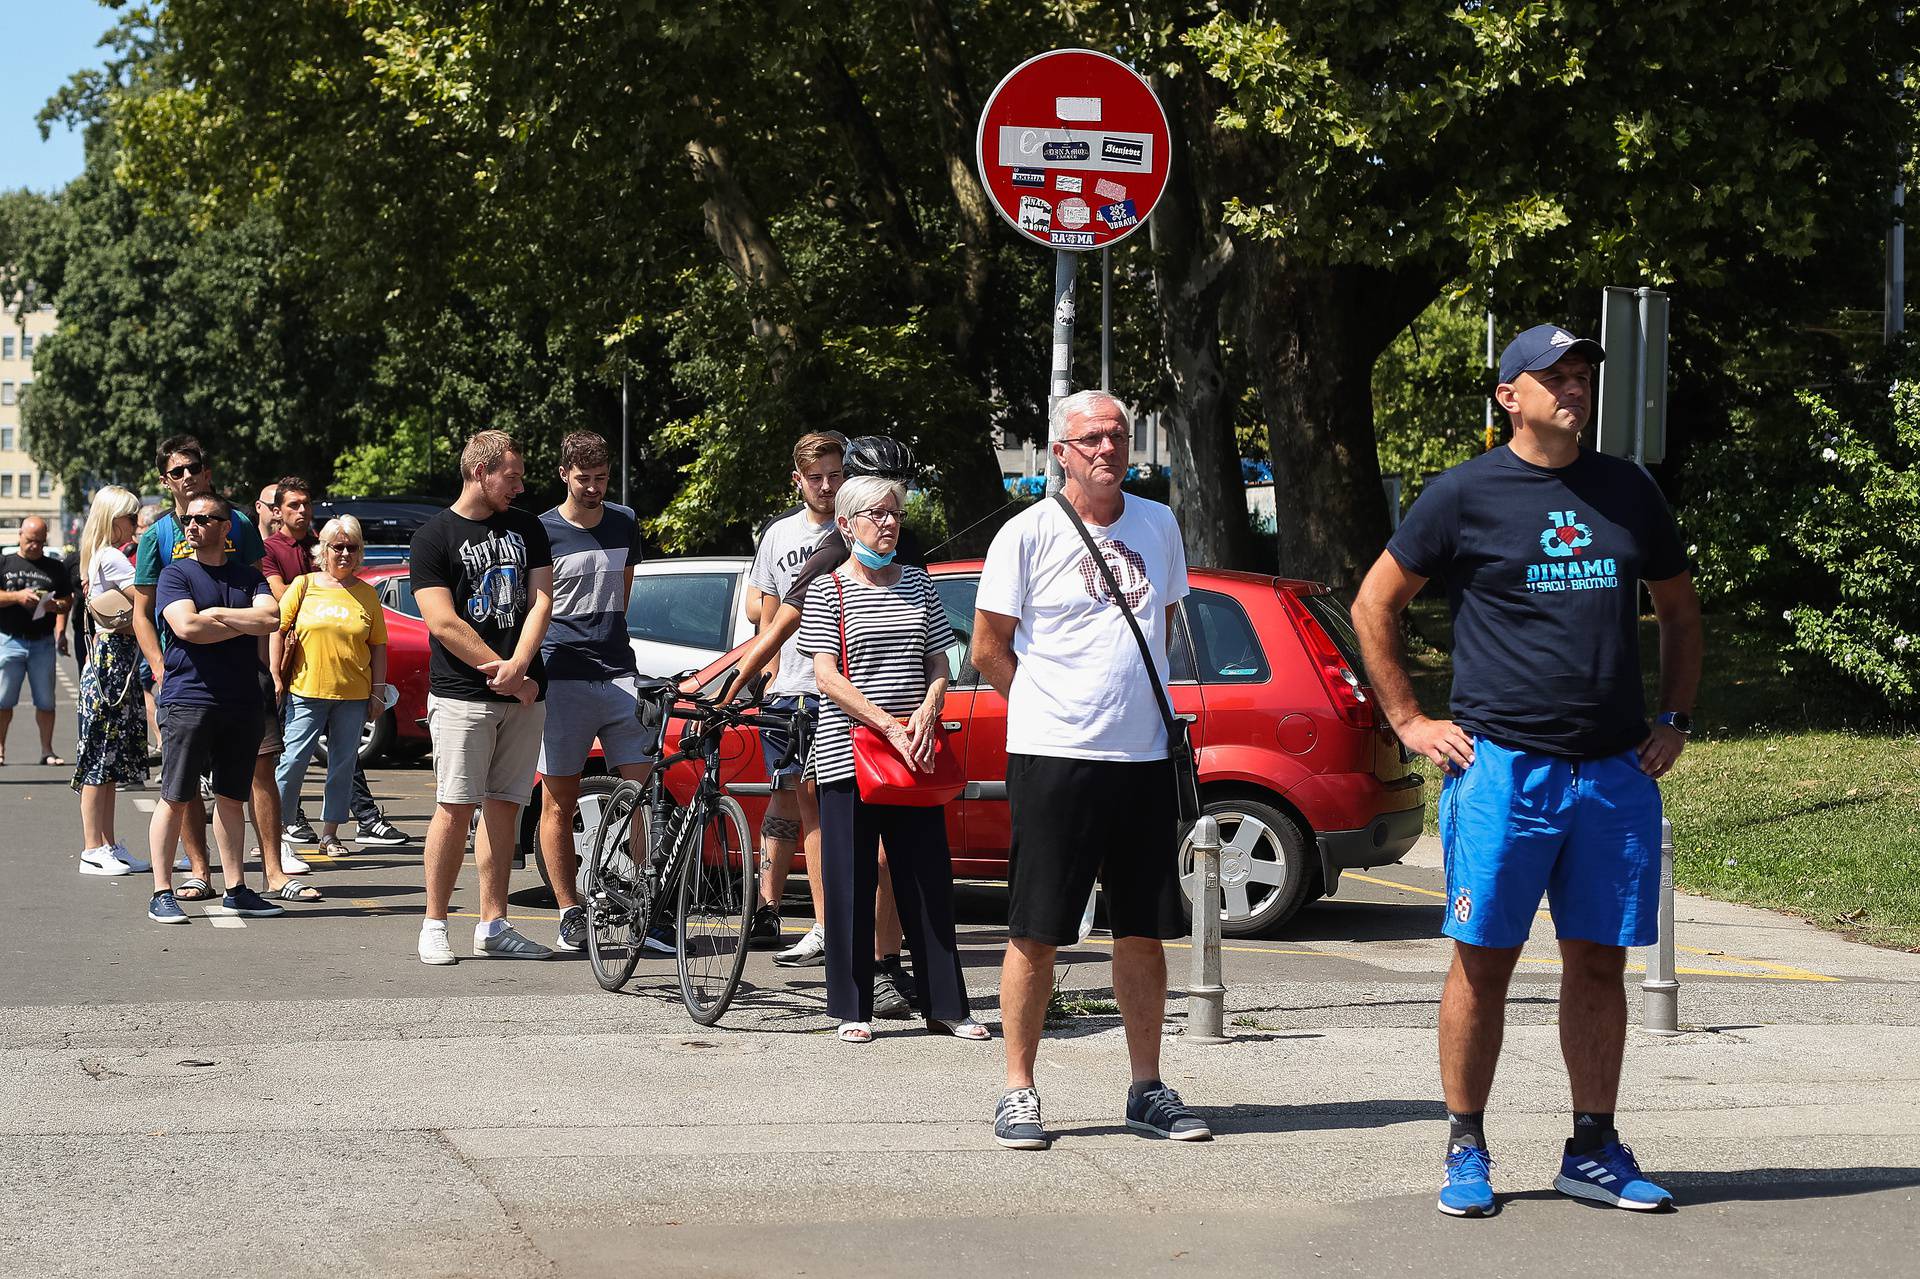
[86,584,135,635]
[1053,493,1202,823]
[276,574,310,689]
[833,571,965,807]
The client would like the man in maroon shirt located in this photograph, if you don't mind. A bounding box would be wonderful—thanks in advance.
[261,477,317,598]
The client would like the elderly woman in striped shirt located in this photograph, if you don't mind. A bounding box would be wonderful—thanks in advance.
[795,474,985,1045]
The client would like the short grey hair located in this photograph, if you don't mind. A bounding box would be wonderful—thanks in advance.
[834,474,907,523]
[1048,389,1134,443]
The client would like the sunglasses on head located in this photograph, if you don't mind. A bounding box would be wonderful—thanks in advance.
[166,460,207,480]
[183,512,228,527]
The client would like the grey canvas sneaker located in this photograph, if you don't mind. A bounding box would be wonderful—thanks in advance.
[476,924,553,959]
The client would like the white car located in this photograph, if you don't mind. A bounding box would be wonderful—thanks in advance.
[623,555,757,677]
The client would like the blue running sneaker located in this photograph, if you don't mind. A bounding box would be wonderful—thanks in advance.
[147,891,189,925]
[1556,1139,1674,1210]
[1438,1143,1496,1217]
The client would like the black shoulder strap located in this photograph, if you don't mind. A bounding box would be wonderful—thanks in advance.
[1053,493,1179,737]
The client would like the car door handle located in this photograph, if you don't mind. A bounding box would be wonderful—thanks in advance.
[1176,713,1197,723]
[941,721,963,731]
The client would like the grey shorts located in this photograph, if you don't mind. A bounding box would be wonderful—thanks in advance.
[427,694,546,806]
[538,677,664,777]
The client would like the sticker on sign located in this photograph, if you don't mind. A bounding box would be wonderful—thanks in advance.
[1094,178,1127,202]
[1055,198,1090,229]
[999,128,1156,174]
[1055,174,1082,193]
[1018,196,1051,234]
[1012,168,1045,187]
[1048,231,1097,247]
[1096,199,1139,230]
[1055,96,1102,122]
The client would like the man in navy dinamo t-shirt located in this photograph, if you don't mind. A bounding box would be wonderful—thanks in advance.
[1353,323,1703,1218]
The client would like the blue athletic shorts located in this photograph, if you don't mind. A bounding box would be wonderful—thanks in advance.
[1438,736,1663,949]
[759,694,817,791]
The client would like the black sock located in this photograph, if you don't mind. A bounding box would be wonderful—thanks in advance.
[1447,1110,1485,1150]
[1568,1111,1615,1155]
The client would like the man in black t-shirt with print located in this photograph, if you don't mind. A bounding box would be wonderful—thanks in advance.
[408,430,555,966]
[1354,323,1702,1218]
[0,517,74,766]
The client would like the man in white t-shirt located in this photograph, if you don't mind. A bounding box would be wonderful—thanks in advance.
[743,433,844,966]
[973,389,1212,1151]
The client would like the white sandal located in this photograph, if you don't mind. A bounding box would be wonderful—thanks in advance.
[837,1021,873,1043]
[928,1017,992,1041]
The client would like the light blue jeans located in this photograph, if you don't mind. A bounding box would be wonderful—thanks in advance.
[277,695,368,826]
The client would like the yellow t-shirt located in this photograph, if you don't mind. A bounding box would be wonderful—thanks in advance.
[281,576,389,701]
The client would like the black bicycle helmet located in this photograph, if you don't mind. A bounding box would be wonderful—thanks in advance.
[843,435,916,480]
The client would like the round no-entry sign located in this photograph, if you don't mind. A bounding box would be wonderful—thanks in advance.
[975,48,1171,252]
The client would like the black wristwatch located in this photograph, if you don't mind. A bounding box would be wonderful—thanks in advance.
[1657,711,1693,735]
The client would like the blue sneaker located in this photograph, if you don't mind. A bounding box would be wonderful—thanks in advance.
[1556,1139,1674,1210]
[216,884,286,918]
[1438,1142,1496,1216]
[147,891,189,925]
[643,921,677,954]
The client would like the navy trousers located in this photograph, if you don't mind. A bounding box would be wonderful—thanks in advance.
[817,779,970,1024]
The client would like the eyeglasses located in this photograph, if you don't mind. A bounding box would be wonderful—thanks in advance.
[1060,431,1130,454]
[166,460,207,479]
[182,513,228,527]
[854,507,902,526]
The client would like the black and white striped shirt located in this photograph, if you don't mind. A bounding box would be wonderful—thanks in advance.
[794,567,949,785]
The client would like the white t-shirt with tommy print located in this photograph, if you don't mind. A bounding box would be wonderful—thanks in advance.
[976,494,1188,762]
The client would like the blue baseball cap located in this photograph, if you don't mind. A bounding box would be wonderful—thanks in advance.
[1497,323,1605,385]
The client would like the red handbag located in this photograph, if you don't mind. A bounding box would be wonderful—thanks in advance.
[834,573,966,807]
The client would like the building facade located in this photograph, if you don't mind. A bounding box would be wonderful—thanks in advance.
[0,302,63,549]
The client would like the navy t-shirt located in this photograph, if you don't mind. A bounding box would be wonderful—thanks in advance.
[1386,446,1688,758]
[539,503,642,681]
[153,558,271,707]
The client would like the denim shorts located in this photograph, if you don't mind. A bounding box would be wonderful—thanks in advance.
[759,694,818,790]
[0,633,55,711]
[1438,736,1663,949]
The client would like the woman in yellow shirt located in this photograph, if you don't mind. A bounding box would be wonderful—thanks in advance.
[272,516,390,859]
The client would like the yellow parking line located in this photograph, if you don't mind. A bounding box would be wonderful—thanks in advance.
[1343,874,1839,982]
[1078,936,1329,959]
[351,898,391,916]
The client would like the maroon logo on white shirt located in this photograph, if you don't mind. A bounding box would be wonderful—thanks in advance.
[1076,539,1150,610]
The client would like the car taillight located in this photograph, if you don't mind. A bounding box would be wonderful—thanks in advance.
[1277,589,1377,730]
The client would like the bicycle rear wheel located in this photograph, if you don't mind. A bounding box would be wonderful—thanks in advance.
[676,793,753,1025]
[585,779,650,992]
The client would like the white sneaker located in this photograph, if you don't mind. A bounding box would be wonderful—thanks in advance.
[418,927,456,966]
[79,846,132,877]
[475,924,553,959]
[109,843,151,873]
[773,922,827,967]
[280,851,312,875]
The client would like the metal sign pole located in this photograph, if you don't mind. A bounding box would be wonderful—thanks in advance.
[620,369,631,507]
[1046,249,1077,496]
[1100,246,1113,391]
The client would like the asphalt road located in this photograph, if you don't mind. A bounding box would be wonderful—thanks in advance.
[4,675,1918,1278]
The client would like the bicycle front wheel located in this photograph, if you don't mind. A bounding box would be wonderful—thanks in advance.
[585,779,649,992]
[676,793,753,1025]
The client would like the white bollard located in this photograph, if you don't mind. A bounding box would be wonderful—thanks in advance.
[1186,815,1227,1043]
[1640,817,1681,1035]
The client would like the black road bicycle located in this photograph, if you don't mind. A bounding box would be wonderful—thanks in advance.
[582,681,804,1025]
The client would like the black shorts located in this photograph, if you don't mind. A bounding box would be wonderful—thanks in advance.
[157,701,264,803]
[1005,753,1188,946]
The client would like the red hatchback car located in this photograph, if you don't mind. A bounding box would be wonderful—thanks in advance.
[364,559,1423,936]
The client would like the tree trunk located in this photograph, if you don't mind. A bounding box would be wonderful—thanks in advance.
[1151,63,1256,571]
[684,127,801,377]
[904,0,993,356]
[1241,250,1439,595]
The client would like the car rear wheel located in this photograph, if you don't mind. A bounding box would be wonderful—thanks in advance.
[527,774,623,899]
[1177,795,1315,937]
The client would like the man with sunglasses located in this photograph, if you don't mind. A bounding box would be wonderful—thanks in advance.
[132,436,302,901]
[973,389,1207,1151]
[143,495,286,923]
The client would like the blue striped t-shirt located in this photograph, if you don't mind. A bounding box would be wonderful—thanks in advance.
[539,503,643,681]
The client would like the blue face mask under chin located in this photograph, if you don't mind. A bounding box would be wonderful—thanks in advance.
[849,537,896,569]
